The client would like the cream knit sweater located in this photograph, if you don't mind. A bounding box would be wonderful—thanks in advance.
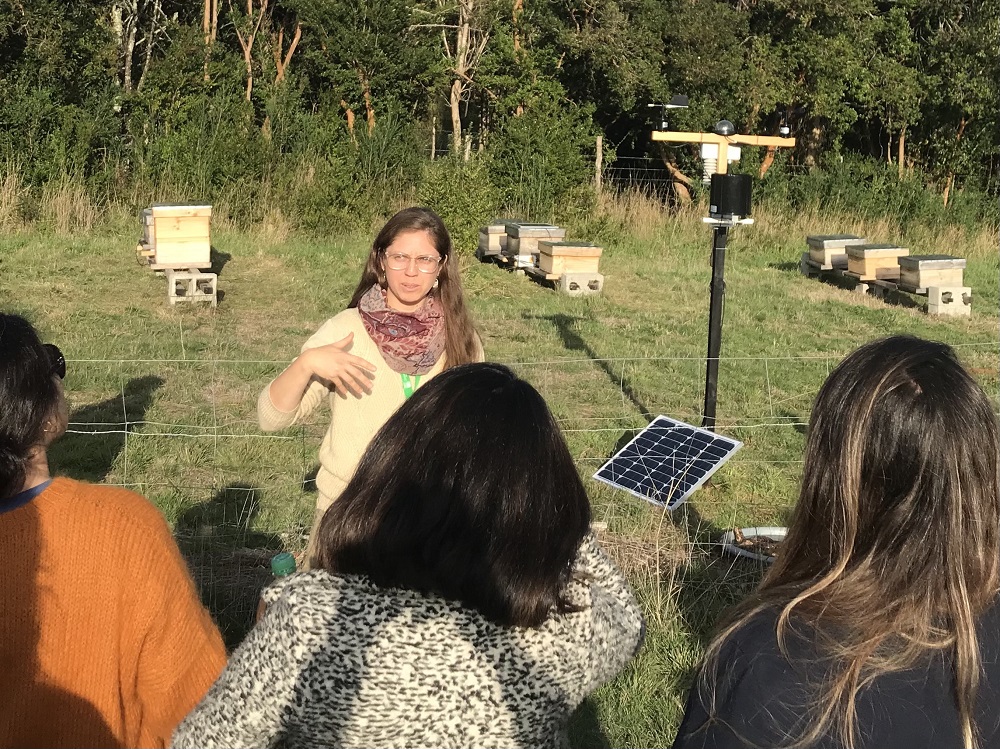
[257,309,447,507]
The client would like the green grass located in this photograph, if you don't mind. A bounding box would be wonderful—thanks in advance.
[2,205,997,746]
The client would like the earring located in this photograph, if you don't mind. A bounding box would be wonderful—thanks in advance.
[432,278,439,290]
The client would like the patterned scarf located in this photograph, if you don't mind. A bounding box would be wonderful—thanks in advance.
[358,284,446,375]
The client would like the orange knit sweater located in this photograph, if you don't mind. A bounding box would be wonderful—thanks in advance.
[0,477,228,748]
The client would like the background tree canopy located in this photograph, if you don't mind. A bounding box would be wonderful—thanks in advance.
[0,0,997,233]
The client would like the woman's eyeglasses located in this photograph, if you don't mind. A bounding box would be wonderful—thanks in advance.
[43,344,66,380]
[384,253,443,274]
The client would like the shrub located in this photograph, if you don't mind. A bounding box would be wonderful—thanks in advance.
[486,100,596,220]
[417,156,502,256]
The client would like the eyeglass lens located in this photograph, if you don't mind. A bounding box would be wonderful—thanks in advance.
[385,253,440,273]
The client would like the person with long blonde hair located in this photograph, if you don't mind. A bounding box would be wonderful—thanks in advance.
[258,207,482,564]
[672,335,1000,749]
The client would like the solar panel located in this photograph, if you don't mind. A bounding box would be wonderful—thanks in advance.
[593,416,743,510]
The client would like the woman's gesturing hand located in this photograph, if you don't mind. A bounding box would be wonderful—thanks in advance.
[301,333,377,397]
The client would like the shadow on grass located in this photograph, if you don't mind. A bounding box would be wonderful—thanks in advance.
[302,464,319,493]
[531,313,655,422]
[669,502,768,648]
[210,247,232,276]
[569,698,612,749]
[767,261,800,273]
[777,408,808,436]
[176,484,285,650]
[50,375,165,483]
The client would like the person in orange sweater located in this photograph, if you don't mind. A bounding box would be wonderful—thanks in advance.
[0,312,228,748]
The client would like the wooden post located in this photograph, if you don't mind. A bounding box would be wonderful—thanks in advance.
[650,130,795,177]
[431,115,436,160]
[595,135,603,196]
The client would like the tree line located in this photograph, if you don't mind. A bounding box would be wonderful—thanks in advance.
[1,0,997,233]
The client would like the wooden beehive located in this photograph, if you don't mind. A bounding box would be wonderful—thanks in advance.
[141,205,212,270]
[898,255,966,289]
[806,234,867,268]
[505,223,566,254]
[846,243,909,280]
[538,242,603,275]
[477,222,510,257]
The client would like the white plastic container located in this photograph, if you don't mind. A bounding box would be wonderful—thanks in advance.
[719,526,787,564]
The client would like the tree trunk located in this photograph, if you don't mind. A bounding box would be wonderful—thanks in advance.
[242,48,254,100]
[450,78,463,153]
[230,0,270,102]
[595,135,603,195]
[802,120,823,169]
[122,0,138,92]
[513,0,522,51]
[342,100,357,144]
[658,150,693,205]
[897,126,906,179]
[356,69,375,133]
[887,117,893,164]
[203,0,219,81]
[272,21,301,84]
[431,114,436,160]
[759,146,776,178]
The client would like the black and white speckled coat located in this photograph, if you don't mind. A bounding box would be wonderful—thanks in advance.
[172,535,644,749]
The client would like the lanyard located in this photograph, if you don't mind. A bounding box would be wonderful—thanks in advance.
[401,373,421,399]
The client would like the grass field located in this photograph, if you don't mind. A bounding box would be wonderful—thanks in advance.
[3,200,997,747]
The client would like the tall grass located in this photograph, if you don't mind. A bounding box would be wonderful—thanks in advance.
[0,164,24,231]
[39,175,97,235]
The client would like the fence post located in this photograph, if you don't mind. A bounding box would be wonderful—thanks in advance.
[595,135,603,196]
[431,115,436,160]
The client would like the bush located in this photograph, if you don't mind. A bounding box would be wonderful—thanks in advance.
[486,100,596,220]
[417,156,502,256]
[754,155,1000,233]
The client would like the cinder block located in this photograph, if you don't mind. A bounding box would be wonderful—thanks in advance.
[559,272,604,296]
[167,269,218,307]
[926,286,971,317]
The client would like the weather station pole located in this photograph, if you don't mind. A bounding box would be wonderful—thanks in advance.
[702,221,728,430]
[648,110,795,431]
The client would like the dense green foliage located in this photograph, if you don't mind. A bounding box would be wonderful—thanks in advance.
[0,0,997,236]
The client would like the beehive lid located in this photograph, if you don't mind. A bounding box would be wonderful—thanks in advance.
[150,204,213,218]
[846,243,909,258]
[482,219,520,233]
[898,255,966,270]
[539,241,603,256]
[507,223,565,238]
[806,234,867,249]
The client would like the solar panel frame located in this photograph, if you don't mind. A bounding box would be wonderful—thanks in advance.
[592,415,743,510]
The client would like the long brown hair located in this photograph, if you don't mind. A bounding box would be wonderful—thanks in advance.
[699,335,1000,749]
[348,207,480,368]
